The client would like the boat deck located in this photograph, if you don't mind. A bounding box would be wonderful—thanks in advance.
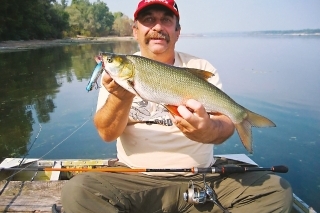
[0,156,316,213]
[0,158,115,213]
[0,180,65,212]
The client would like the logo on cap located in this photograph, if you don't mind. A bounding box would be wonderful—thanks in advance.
[134,0,179,20]
[144,0,169,4]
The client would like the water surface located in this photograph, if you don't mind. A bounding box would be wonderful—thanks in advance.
[0,36,319,211]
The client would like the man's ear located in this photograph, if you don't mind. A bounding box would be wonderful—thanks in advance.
[176,28,181,41]
[132,26,138,40]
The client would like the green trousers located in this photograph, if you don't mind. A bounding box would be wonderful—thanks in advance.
[61,162,292,213]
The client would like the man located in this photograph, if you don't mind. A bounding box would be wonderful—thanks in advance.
[61,0,293,212]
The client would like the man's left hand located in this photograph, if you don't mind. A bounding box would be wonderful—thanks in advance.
[171,99,234,144]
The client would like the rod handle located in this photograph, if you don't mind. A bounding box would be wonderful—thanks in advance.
[271,165,288,173]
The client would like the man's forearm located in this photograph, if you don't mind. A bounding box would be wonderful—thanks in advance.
[94,94,133,142]
[205,115,235,144]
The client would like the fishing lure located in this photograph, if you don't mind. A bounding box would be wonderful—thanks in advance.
[86,57,104,92]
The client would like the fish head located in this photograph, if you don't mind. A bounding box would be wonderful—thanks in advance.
[99,52,139,96]
[100,52,135,81]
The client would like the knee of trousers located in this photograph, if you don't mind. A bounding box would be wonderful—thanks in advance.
[61,174,86,201]
[61,173,130,212]
[263,174,293,207]
[229,173,293,213]
[273,175,293,212]
[61,174,90,209]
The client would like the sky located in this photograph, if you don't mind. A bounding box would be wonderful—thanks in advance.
[99,0,320,34]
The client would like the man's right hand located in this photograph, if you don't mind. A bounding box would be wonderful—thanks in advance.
[94,72,135,142]
[102,72,135,100]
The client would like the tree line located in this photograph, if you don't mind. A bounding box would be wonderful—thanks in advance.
[0,0,133,41]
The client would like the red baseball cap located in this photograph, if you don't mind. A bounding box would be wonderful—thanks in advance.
[134,0,179,20]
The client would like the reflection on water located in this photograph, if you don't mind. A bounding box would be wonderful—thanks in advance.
[0,37,319,211]
[0,40,139,160]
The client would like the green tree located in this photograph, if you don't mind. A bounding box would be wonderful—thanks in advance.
[65,4,85,36]
[61,0,68,8]
[49,3,70,38]
[0,0,69,41]
[113,14,133,36]
[66,0,114,37]
[0,0,134,41]
[90,1,114,36]
[113,12,124,20]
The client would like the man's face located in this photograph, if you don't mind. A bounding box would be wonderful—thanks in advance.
[133,7,180,56]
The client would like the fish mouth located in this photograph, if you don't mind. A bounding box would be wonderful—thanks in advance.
[96,54,105,69]
[99,52,118,67]
[95,55,102,63]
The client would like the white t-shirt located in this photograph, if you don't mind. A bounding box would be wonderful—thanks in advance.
[96,51,222,176]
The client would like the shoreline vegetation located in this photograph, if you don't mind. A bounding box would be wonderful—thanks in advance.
[0,36,135,52]
[1,29,319,52]
[2,1,319,53]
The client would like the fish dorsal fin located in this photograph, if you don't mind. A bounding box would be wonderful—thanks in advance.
[183,68,214,80]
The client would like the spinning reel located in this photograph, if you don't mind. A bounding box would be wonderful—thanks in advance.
[182,164,288,212]
[183,174,230,213]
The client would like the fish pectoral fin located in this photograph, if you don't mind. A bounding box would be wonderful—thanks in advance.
[164,105,181,116]
[123,80,141,97]
[208,111,223,116]
[164,107,221,117]
[184,68,214,80]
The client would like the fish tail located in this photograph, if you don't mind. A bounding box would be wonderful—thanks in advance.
[235,110,276,153]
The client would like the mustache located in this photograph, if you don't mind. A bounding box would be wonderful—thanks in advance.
[145,31,170,44]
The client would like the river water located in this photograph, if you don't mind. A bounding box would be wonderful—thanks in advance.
[0,36,319,211]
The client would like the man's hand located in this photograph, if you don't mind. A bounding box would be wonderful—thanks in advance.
[171,99,235,144]
[102,72,135,100]
[94,72,135,142]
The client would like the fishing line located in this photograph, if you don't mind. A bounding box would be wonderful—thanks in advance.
[1,62,100,184]
[18,123,42,167]
[39,117,92,160]
[1,113,93,181]
[26,76,99,160]
[0,111,43,194]
[3,79,99,181]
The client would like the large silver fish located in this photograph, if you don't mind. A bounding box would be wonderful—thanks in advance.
[99,52,276,153]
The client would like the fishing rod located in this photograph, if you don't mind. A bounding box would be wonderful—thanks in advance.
[0,165,288,174]
[1,165,288,213]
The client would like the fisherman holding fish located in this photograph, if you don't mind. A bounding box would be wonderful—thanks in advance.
[61,0,293,212]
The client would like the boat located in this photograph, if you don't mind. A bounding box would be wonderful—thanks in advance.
[0,154,316,213]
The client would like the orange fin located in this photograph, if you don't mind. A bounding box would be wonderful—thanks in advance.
[235,122,253,154]
[235,110,276,154]
[208,112,223,116]
[183,68,214,80]
[164,105,181,116]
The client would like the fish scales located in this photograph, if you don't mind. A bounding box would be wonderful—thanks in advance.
[126,55,245,121]
[99,52,276,153]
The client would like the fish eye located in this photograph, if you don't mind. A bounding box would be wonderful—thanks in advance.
[107,57,113,63]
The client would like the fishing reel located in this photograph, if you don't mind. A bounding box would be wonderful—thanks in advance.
[183,174,230,213]
[183,180,207,204]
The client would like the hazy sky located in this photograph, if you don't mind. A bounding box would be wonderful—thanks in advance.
[100,0,320,33]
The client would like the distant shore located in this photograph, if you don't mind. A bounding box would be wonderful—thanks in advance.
[0,36,135,52]
[1,32,319,52]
